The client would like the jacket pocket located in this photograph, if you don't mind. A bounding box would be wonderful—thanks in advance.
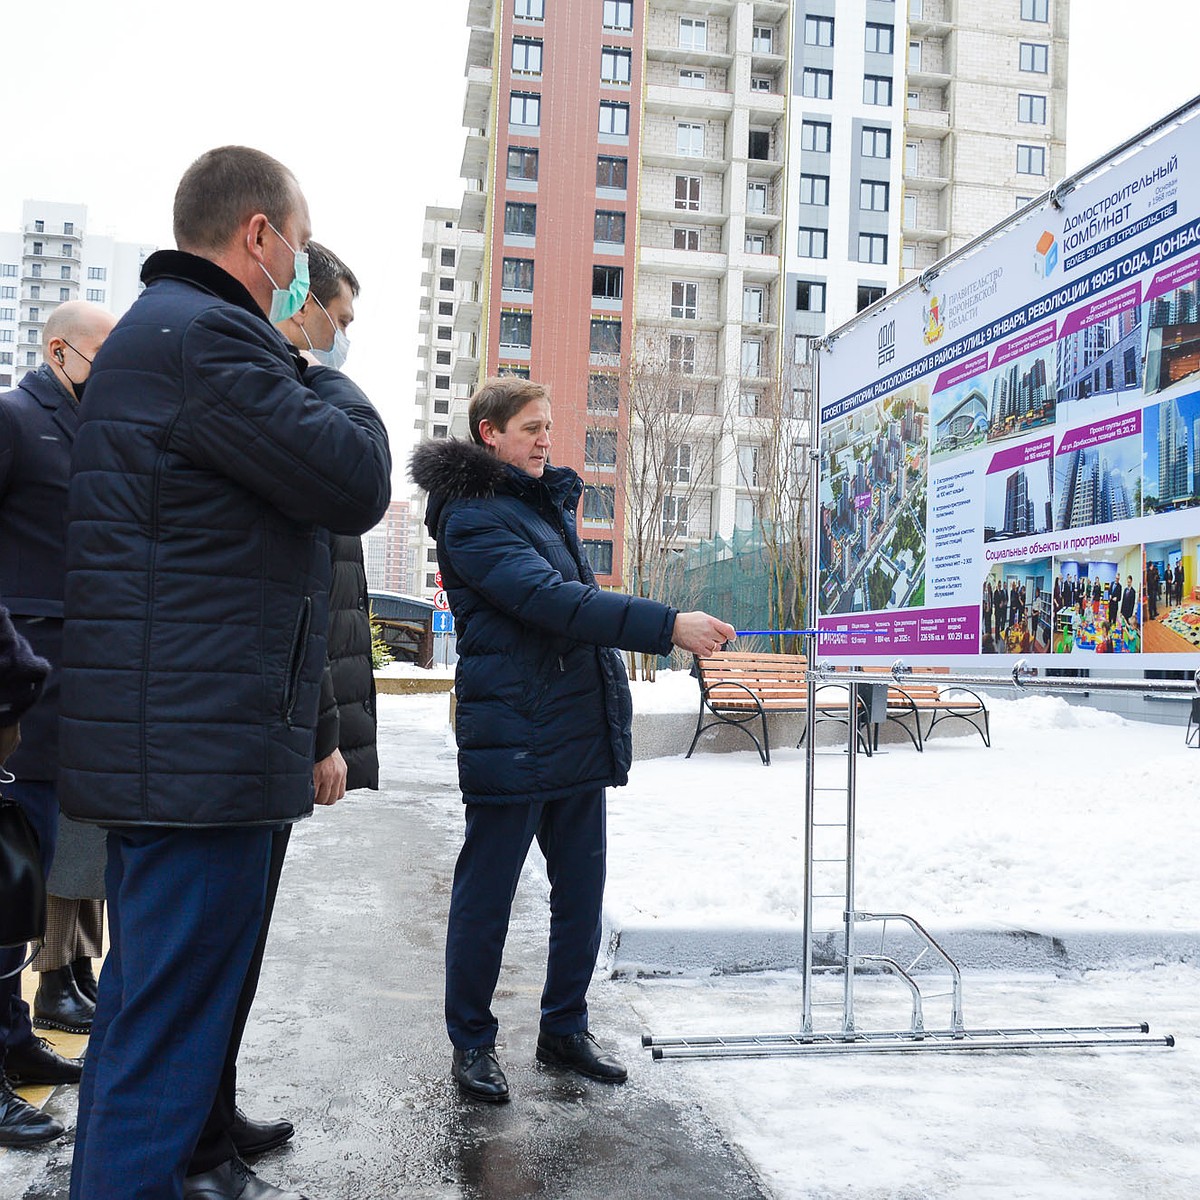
[282,595,312,726]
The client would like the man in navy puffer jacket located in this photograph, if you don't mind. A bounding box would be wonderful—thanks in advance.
[59,147,390,1200]
[411,376,732,1103]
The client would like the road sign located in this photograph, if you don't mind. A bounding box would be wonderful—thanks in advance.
[434,571,443,588]
[433,589,449,610]
[432,610,454,634]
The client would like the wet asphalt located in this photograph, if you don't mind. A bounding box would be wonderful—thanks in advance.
[7,697,767,1200]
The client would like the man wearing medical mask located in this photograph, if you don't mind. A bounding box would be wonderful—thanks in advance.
[276,240,356,371]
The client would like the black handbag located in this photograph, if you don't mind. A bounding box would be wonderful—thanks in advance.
[0,777,46,979]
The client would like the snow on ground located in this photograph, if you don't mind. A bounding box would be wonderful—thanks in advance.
[375,660,456,678]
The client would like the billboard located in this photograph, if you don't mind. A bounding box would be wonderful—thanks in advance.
[815,106,1200,666]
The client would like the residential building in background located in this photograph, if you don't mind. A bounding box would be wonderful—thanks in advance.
[363,499,418,595]
[0,200,154,390]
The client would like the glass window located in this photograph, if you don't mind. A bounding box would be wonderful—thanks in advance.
[510,92,541,126]
[504,202,537,235]
[671,281,698,320]
[1018,93,1047,124]
[858,233,888,264]
[87,265,107,280]
[674,175,701,211]
[679,68,706,89]
[800,174,829,206]
[857,285,885,311]
[738,445,760,488]
[86,288,106,302]
[508,146,539,180]
[796,281,826,312]
[741,341,763,378]
[499,310,532,347]
[802,121,831,153]
[585,429,619,467]
[435,350,451,365]
[794,334,815,365]
[661,495,689,537]
[743,287,765,323]
[1017,144,1046,175]
[903,194,918,227]
[1019,42,1048,73]
[597,155,628,188]
[438,325,452,339]
[861,126,891,157]
[860,180,889,211]
[593,264,624,299]
[747,182,767,213]
[438,301,453,315]
[665,443,692,482]
[33,221,44,233]
[599,100,630,135]
[603,0,632,30]
[1021,0,1049,20]
[804,15,834,46]
[752,25,773,53]
[676,122,704,156]
[601,47,632,84]
[512,38,543,74]
[434,380,449,394]
[594,210,626,243]
[60,266,72,280]
[905,141,919,172]
[514,0,544,18]
[745,233,767,254]
[750,75,772,93]
[908,40,921,71]
[902,244,917,269]
[802,68,833,99]
[582,540,613,575]
[673,227,700,251]
[679,16,707,50]
[797,228,827,258]
[669,334,696,375]
[865,23,894,53]
[588,374,620,411]
[739,392,760,417]
[748,130,771,160]
[502,257,534,292]
[864,75,893,105]
[584,485,616,525]
[59,288,71,301]
[590,318,622,354]
[669,387,696,413]
[440,248,456,267]
[32,242,42,255]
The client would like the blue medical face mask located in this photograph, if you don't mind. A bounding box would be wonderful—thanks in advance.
[260,223,309,323]
[305,296,351,370]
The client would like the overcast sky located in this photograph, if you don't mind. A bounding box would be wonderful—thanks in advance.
[2,0,1195,498]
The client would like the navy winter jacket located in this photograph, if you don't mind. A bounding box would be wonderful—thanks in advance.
[410,439,676,805]
[58,250,391,828]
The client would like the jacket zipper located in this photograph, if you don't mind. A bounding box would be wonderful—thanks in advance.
[282,595,312,726]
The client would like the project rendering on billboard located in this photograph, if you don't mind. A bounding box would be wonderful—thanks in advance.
[816,104,1200,667]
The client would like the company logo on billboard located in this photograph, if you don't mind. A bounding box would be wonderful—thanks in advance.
[854,491,872,511]
[1034,230,1058,278]
[922,295,944,345]
[877,319,896,368]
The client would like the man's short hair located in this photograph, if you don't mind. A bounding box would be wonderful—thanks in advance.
[468,377,549,446]
[307,241,360,308]
[173,146,298,253]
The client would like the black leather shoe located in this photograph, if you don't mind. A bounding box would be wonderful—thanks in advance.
[0,1077,64,1147]
[536,1030,628,1083]
[71,956,99,1005]
[33,965,94,1034]
[183,1155,310,1199]
[4,1036,84,1086]
[451,1045,510,1103]
[231,1106,295,1158]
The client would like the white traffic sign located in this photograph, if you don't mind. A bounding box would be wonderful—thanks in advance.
[433,589,449,611]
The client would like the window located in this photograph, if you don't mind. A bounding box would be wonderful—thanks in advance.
[508,146,539,180]
[585,429,618,468]
[63,222,74,236]
[30,265,42,278]
[438,277,454,292]
[858,233,888,264]
[745,233,766,254]
[739,392,760,417]
[671,281,698,320]
[0,307,11,320]
[582,540,613,575]
[30,286,41,299]
[1020,42,1048,73]
[434,400,450,414]
[1017,144,1046,175]
[902,244,917,269]
[433,376,449,391]
[802,121,832,153]
[584,486,616,525]
[743,287,765,323]
[864,75,893,105]
[907,89,920,109]
[905,141,919,172]
[594,210,626,243]
[865,23,894,53]
[679,69,706,89]
[588,374,620,411]
[59,266,71,280]
[1021,0,1049,20]
[750,75,772,93]
[601,47,632,84]
[499,365,530,379]
[796,281,826,312]
[669,387,696,413]
[438,325,452,340]
[1015,194,1035,208]
[440,248,456,268]
[678,17,707,50]
[32,242,42,256]
[674,175,701,211]
[597,155,628,188]
[804,15,834,46]
[860,180,889,211]
[603,0,632,30]
[599,100,630,136]
[738,445,760,488]
[512,38,542,73]
[857,285,885,310]
[800,174,829,205]
[802,68,833,99]
[590,318,621,355]
[661,496,689,537]
[593,264,624,299]
[0,265,14,277]
[0,287,14,299]
[27,307,39,323]
[87,266,107,280]
[665,443,692,483]
[676,122,704,156]
[669,334,696,375]
[436,350,451,365]
[752,26,773,53]
[908,40,922,71]
[510,92,541,126]
[438,301,453,315]
[747,182,767,213]
[502,257,535,292]
[794,334,815,365]
[797,228,827,258]
[1018,93,1047,124]
[0,331,10,343]
[25,351,36,365]
[673,227,700,251]
[741,340,763,377]
[903,194,918,227]
[861,126,891,158]
[499,310,532,348]
[33,221,44,233]
[504,202,537,236]
[514,0,544,18]
[433,424,449,437]
[86,288,106,302]
[748,129,771,160]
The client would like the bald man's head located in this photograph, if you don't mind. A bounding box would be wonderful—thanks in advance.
[44,301,117,402]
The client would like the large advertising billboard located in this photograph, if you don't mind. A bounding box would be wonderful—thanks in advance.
[816,109,1200,666]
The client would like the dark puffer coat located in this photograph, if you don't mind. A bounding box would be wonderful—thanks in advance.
[0,601,49,727]
[410,438,677,805]
[58,250,391,828]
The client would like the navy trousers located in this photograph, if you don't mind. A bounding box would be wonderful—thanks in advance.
[445,788,606,1050]
[0,778,58,1061]
[69,826,273,1200]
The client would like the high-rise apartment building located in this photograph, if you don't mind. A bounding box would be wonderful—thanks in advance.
[364,499,419,595]
[0,200,154,390]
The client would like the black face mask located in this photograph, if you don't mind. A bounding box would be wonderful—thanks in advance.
[58,339,93,403]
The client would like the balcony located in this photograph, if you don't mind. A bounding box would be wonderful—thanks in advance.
[907,67,951,90]
[460,132,489,182]
[465,0,493,28]
[745,152,784,179]
[25,222,82,240]
[905,106,951,138]
[639,245,727,279]
[453,352,481,386]
[746,90,785,121]
[456,230,485,284]
[452,295,482,334]
[640,140,729,172]
[463,66,493,130]
[645,83,733,119]
[459,188,488,233]
[640,198,728,227]
[466,26,493,70]
[904,167,950,192]
[645,40,733,69]
[735,251,781,283]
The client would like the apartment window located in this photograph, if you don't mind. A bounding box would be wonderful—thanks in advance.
[752,25,773,53]
[432,424,449,437]
[582,540,613,575]
[33,221,44,233]
[673,227,700,251]
[1021,0,1049,20]
[665,443,692,483]
[0,265,15,276]
[678,17,707,50]
[908,40,922,71]
[436,350,451,365]
[595,210,626,243]
[857,285,886,311]
[743,287,765,323]
[671,281,698,320]
[738,445,760,488]
[27,307,39,322]
[1017,144,1046,175]
[86,288,106,302]
[902,244,917,269]
[0,331,11,343]
[1018,93,1047,124]
[438,325,452,340]
[434,403,451,418]
[796,281,826,312]
[502,257,535,292]
[801,121,832,153]
[1020,42,1049,73]
[905,141,919,172]
[858,233,888,264]
[87,266,107,280]
[800,174,829,206]
[30,265,41,278]
[804,15,834,46]
[25,351,35,364]
[669,387,696,412]
[0,353,10,364]
[0,287,15,299]
[750,75,772,93]
[1015,194,1035,208]
[499,366,531,378]
[438,301,453,315]
[593,264,624,299]
[62,221,73,235]
[30,286,41,300]
[434,377,450,391]
[0,308,11,320]
[588,373,620,411]
[864,76,893,105]
[59,266,71,280]
[741,340,763,377]
[508,146,540,180]
[601,47,632,84]
[514,0,544,18]
[861,126,891,158]
[677,122,705,156]
[674,175,701,211]
[590,318,621,354]
[748,129,771,160]
[661,496,689,537]
[599,100,630,136]
[738,392,760,417]
[794,334,816,365]
[585,429,619,468]
[865,23,894,54]
[32,242,42,256]
[504,202,537,236]
[904,194,918,227]
[669,334,696,375]
[747,182,767,213]
[745,233,766,254]
[440,249,455,268]
[907,89,921,109]
[679,69,706,89]
[597,155,628,188]
[860,180,890,211]
[797,228,827,258]
[438,277,454,292]
[512,37,543,74]
[603,0,633,30]
[499,310,532,348]
[802,68,833,100]
[584,485,616,525]
[510,92,541,126]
